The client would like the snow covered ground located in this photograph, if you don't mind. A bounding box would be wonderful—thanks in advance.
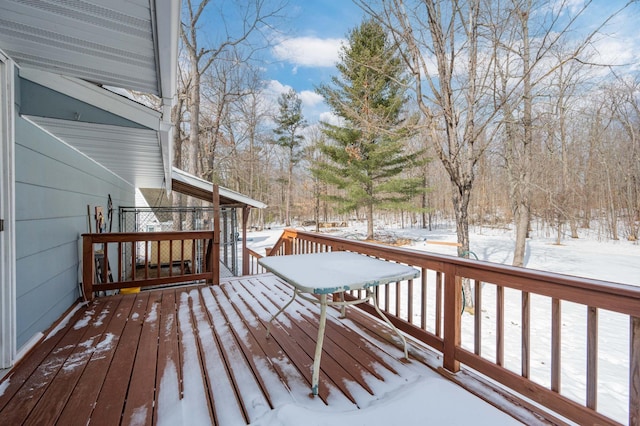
[245,222,640,425]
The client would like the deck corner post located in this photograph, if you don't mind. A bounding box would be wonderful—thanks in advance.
[443,265,461,373]
[81,234,94,301]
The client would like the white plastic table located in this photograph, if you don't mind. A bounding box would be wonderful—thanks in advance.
[258,251,420,395]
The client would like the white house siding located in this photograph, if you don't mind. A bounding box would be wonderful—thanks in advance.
[14,116,134,348]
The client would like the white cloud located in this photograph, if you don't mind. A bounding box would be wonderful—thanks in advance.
[261,80,331,124]
[264,79,292,97]
[272,36,344,67]
[299,90,323,108]
[319,111,343,126]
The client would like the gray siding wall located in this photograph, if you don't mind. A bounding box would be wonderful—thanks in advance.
[14,116,134,348]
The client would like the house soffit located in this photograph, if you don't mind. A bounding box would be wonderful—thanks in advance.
[0,0,178,98]
[24,115,165,189]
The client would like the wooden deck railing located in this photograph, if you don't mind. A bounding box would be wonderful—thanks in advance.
[247,248,269,275]
[82,231,219,300]
[248,228,640,426]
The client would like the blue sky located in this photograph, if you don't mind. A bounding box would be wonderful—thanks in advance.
[211,0,640,124]
[260,0,366,123]
[266,1,364,91]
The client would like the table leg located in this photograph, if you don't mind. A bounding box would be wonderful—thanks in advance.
[266,288,298,338]
[370,289,409,359]
[311,293,328,396]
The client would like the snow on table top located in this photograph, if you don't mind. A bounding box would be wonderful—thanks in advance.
[258,251,419,294]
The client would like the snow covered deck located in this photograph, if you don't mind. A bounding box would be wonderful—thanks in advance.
[0,275,523,425]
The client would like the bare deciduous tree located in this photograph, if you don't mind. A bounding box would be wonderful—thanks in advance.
[179,0,287,177]
[357,0,495,258]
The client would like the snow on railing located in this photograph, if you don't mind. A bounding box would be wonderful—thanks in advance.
[249,228,640,426]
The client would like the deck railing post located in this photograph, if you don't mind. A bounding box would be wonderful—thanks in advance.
[284,237,293,255]
[82,234,94,301]
[212,185,220,285]
[242,206,250,275]
[443,264,461,372]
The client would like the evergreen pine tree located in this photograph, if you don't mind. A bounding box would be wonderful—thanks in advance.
[273,89,306,226]
[314,20,424,239]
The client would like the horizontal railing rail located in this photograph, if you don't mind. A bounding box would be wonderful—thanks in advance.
[82,231,219,300]
[249,228,639,426]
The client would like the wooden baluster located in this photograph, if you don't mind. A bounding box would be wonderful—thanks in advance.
[102,243,109,284]
[144,241,149,280]
[496,284,504,366]
[521,291,530,377]
[474,279,482,356]
[587,306,598,410]
[551,298,561,393]
[396,281,401,317]
[131,240,136,282]
[384,282,390,312]
[421,269,427,330]
[192,238,196,274]
[169,239,173,277]
[116,241,122,282]
[179,239,185,275]
[408,278,414,325]
[631,316,640,426]
[156,240,161,278]
[436,271,442,338]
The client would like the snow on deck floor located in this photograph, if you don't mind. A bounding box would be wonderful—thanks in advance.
[0,275,524,425]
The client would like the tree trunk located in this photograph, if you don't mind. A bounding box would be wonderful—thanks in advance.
[512,6,533,267]
[285,154,293,226]
[188,60,200,177]
[452,182,474,310]
[314,183,320,233]
[366,202,374,240]
[421,175,428,229]
[513,202,530,266]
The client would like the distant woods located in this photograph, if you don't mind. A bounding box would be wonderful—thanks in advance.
[170,0,640,257]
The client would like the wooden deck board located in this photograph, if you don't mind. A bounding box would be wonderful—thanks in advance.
[0,303,88,414]
[90,293,148,425]
[175,290,217,425]
[253,275,397,380]
[120,291,162,426]
[25,297,122,424]
[214,282,316,408]
[55,296,131,425]
[249,281,373,401]
[201,287,272,424]
[0,274,452,425]
[1,300,117,425]
[230,279,333,403]
[153,289,186,424]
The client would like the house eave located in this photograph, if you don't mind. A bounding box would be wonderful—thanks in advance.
[171,167,267,209]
